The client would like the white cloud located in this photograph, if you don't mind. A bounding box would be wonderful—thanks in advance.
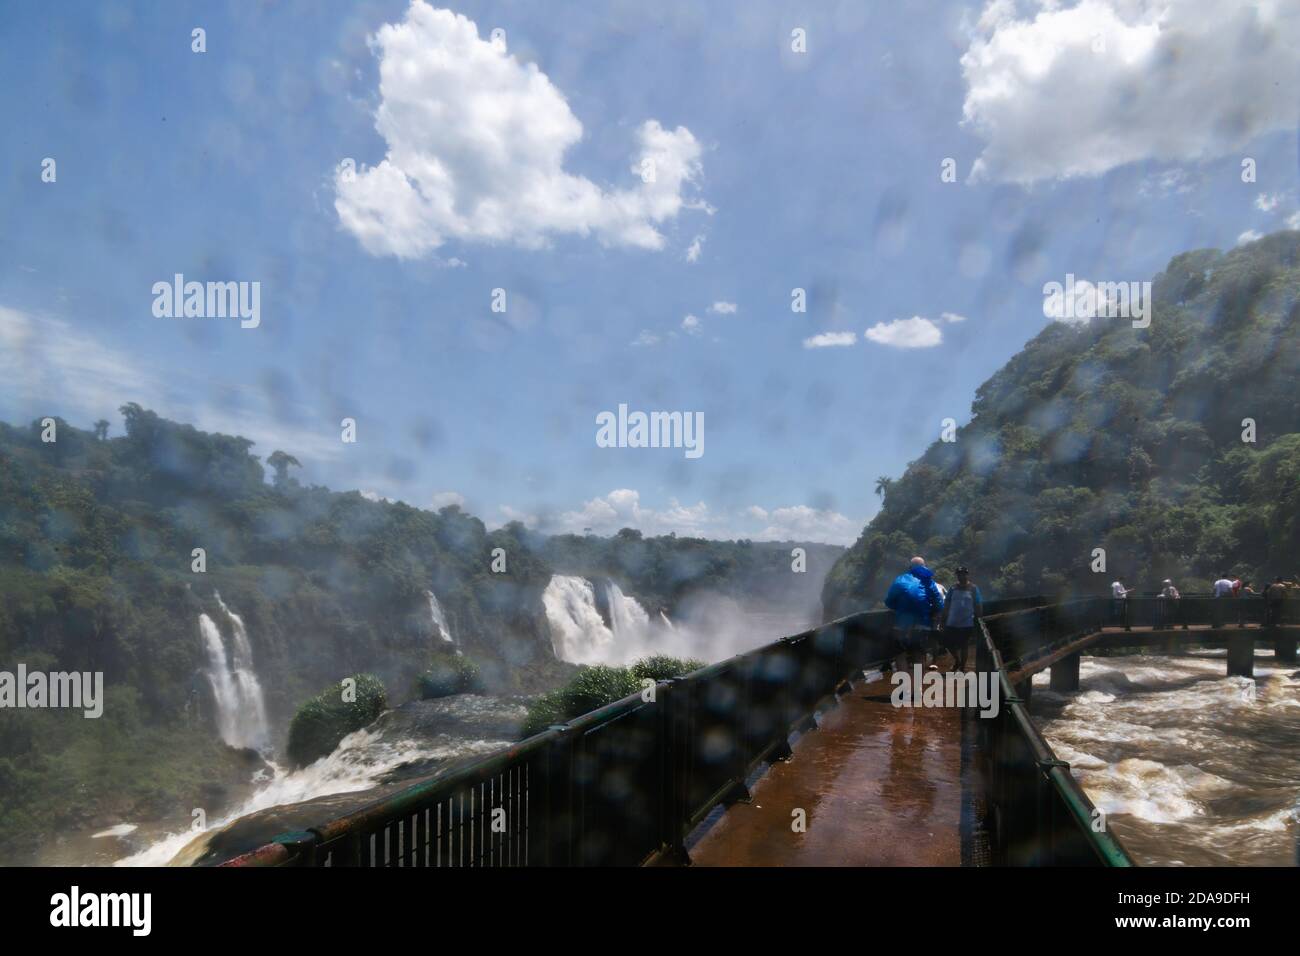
[1256,192,1282,212]
[1237,229,1263,245]
[961,0,1300,184]
[802,331,857,349]
[1042,279,1097,324]
[864,316,944,348]
[630,329,661,347]
[941,311,968,323]
[1138,167,1194,197]
[681,314,701,335]
[498,489,860,544]
[430,490,466,509]
[685,234,704,262]
[335,2,706,257]
[707,301,737,314]
[755,505,858,545]
[1287,211,1300,230]
[0,304,344,463]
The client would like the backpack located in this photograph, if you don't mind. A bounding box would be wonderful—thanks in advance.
[885,571,934,619]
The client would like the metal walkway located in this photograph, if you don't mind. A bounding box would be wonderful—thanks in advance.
[688,669,970,866]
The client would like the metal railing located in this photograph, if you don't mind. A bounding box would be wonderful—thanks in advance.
[223,594,1119,868]
[975,607,1133,867]
[1111,594,1300,630]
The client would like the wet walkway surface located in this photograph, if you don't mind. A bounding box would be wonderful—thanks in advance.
[687,670,972,867]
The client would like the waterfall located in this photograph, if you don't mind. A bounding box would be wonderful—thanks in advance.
[659,610,676,631]
[199,594,270,752]
[426,590,456,647]
[542,575,616,664]
[542,575,655,665]
[605,580,650,638]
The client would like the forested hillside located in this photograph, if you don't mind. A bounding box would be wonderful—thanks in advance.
[0,403,841,861]
[824,233,1300,619]
[0,404,560,860]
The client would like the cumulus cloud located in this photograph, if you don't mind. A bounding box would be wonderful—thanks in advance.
[802,331,857,349]
[681,314,701,335]
[430,490,466,509]
[941,311,968,323]
[961,0,1300,184]
[630,329,661,347]
[753,505,858,545]
[864,316,944,348]
[685,235,704,262]
[499,489,859,544]
[1237,229,1263,245]
[707,301,737,314]
[335,2,706,257]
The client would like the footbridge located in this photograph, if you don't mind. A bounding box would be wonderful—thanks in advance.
[226,595,1298,868]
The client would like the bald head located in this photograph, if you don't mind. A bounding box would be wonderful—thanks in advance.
[911,556,926,567]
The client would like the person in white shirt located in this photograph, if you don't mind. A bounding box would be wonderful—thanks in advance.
[1213,575,1235,626]
[1111,580,1132,626]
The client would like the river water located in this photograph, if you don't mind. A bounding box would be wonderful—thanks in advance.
[1032,649,1300,866]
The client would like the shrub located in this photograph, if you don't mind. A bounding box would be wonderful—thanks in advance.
[286,673,387,767]
[417,655,484,699]
[520,657,703,739]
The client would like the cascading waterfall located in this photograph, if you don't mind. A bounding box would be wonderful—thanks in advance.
[605,580,650,638]
[542,575,615,664]
[426,590,456,647]
[541,575,656,665]
[199,593,270,752]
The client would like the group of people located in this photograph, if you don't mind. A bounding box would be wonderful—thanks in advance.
[882,556,982,673]
[1110,574,1295,628]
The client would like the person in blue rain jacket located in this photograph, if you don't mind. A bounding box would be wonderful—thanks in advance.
[884,556,944,673]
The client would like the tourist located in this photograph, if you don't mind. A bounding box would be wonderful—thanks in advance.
[1264,577,1288,628]
[1213,574,1235,626]
[1110,578,1132,626]
[1156,579,1180,629]
[1236,579,1256,626]
[939,566,982,671]
[884,556,944,679]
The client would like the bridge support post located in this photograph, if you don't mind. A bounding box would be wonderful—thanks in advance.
[1227,633,1254,678]
[1049,652,1080,692]
[1275,634,1297,664]
[1016,676,1033,703]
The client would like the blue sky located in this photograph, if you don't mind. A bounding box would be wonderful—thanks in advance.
[2,0,1296,543]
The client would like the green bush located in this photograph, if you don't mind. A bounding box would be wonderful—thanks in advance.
[520,657,703,739]
[417,655,484,699]
[286,673,387,767]
[629,655,704,682]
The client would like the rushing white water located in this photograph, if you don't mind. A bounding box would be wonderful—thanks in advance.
[542,575,618,664]
[114,726,511,866]
[426,590,456,646]
[1035,650,1300,865]
[541,575,812,666]
[605,580,650,639]
[199,594,270,752]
